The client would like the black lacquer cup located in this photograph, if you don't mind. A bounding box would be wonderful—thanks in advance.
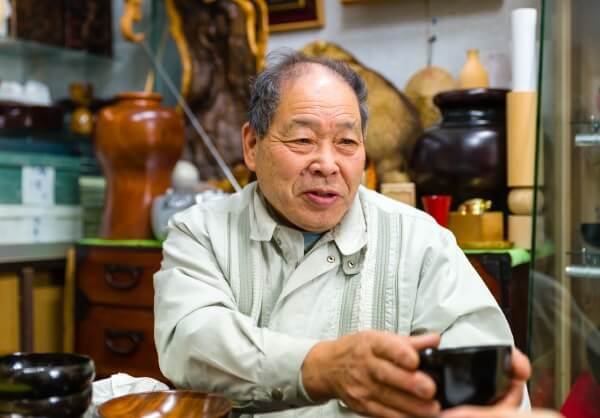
[418,345,512,409]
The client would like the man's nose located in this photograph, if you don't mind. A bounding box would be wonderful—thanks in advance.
[308,145,339,177]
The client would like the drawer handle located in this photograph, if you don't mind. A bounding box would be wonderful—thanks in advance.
[104,329,144,355]
[104,264,142,290]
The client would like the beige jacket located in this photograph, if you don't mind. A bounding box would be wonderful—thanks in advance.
[154,182,517,417]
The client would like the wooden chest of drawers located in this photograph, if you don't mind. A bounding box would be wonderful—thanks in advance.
[74,244,165,382]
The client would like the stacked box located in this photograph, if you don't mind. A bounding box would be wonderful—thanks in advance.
[79,176,106,238]
[0,152,81,205]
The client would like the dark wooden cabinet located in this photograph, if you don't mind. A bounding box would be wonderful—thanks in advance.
[74,244,164,382]
[467,253,529,353]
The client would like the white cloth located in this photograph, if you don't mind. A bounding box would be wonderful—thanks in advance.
[154,182,526,417]
[84,373,169,418]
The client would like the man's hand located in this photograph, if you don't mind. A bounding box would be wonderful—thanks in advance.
[301,331,441,418]
[441,347,532,417]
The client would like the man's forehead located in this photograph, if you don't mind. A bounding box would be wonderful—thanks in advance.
[281,63,339,90]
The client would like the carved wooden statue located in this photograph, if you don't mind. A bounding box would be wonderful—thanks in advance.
[121,0,268,183]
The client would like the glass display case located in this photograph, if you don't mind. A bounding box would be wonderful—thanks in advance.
[530,0,600,413]
[0,0,184,356]
[0,0,182,115]
[0,0,182,166]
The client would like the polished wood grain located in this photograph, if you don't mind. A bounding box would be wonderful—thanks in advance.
[95,92,184,239]
[74,246,166,383]
[98,390,231,418]
[76,245,161,308]
[76,305,163,382]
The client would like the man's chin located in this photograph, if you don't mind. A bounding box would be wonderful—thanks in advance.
[294,216,340,233]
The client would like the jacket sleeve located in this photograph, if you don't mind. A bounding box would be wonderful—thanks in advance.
[410,223,531,410]
[153,210,319,411]
[411,224,514,347]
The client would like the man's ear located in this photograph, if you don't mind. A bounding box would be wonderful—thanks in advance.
[242,122,259,172]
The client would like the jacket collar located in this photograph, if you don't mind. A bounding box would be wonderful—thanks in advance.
[248,182,368,256]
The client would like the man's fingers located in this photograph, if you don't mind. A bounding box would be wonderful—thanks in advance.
[510,347,532,381]
[367,356,437,399]
[371,334,420,369]
[493,380,525,408]
[409,333,441,351]
[487,348,530,409]
[371,333,440,370]
[356,383,440,418]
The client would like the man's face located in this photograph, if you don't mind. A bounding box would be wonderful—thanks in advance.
[242,65,366,232]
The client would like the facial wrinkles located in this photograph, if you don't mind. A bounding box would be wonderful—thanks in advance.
[277,109,362,142]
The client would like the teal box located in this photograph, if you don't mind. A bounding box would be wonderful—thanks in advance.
[0,152,81,205]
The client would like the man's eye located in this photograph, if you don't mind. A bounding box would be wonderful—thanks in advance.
[294,138,312,145]
[339,138,358,146]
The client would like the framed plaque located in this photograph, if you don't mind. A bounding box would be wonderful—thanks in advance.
[267,0,324,32]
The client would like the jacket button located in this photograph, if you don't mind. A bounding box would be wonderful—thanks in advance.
[271,387,284,401]
[327,255,335,263]
[347,260,355,268]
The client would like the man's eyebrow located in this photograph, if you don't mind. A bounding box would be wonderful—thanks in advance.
[280,117,319,136]
[336,120,359,131]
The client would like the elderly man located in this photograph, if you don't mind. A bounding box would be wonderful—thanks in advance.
[154,50,530,418]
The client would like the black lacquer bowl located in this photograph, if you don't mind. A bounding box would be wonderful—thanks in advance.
[0,385,92,418]
[0,353,95,399]
[418,345,512,409]
[0,101,65,133]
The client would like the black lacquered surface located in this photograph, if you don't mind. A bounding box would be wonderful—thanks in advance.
[0,353,95,399]
[0,385,91,417]
[409,88,509,211]
[418,345,512,408]
[581,223,600,248]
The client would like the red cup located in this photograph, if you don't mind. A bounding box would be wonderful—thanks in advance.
[422,195,452,227]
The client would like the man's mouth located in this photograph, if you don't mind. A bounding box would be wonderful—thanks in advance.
[304,189,339,205]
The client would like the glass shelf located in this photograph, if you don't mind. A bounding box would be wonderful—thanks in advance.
[0,37,112,65]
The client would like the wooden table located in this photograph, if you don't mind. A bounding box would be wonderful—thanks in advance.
[0,243,69,352]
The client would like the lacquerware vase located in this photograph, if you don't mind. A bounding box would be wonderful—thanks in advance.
[95,92,184,239]
[409,88,508,211]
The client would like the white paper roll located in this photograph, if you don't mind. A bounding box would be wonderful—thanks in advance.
[511,8,538,91]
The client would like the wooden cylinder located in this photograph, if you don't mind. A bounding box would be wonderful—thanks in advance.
[508,215,533,249]
[507,91,537,187]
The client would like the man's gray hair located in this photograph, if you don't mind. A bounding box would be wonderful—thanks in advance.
[248,49,369,138]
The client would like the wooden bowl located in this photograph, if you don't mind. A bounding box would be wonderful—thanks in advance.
[98,390,232,418]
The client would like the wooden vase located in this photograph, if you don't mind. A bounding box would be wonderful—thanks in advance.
[95,92,184,239]
[459,49,489,89]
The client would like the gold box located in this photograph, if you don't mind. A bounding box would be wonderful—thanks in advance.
[448,211,504,244]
